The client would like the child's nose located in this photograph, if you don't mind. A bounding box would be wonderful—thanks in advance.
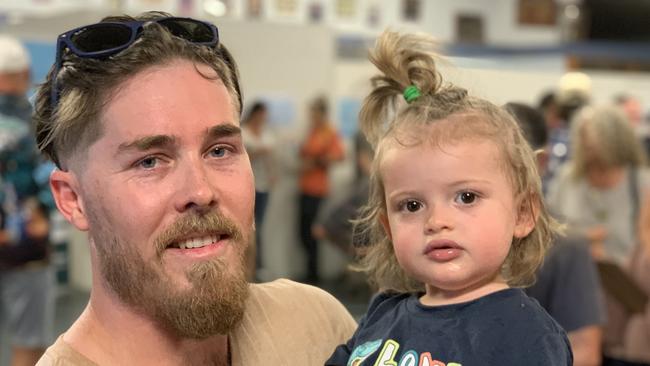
[425,206,454,233]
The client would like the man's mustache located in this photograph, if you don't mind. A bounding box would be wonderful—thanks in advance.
[154,211,243,257]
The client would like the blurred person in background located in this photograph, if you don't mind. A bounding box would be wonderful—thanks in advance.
[537,91,559,188]
[241,101,275,280]
[545,72,592,186]
[547,105,650,364]
[615,93,650,159]
[539,91,561,135]
[312,131,372,256]
[0,35,55,366]
[615,94,643,128]
[548,105,646,265]
[298,96,344,284]
[506,102,606,366]
[312,131,373,296]
[33,12,356,365]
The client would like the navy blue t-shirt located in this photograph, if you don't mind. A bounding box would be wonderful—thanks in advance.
[326,288,572,366]
[525,237,606,333]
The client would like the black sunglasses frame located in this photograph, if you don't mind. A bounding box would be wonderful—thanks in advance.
[50,17,219,109]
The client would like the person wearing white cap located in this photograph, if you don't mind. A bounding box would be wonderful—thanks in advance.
[0,34,31,101]
[0,34,55,366]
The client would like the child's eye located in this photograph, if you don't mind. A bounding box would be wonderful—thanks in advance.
[400,199,422,212]
[455,191,477,205]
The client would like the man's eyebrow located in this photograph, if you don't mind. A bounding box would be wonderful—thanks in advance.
[117,135,177,153]
[207,124,242,139]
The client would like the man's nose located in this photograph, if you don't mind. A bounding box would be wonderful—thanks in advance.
[174,158,218,213]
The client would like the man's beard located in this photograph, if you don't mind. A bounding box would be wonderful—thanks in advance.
[90,208,250,339]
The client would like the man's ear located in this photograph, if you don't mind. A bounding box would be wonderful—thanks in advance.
[514,195,539,239]
[50,169,89,231]
[379,212,392,241]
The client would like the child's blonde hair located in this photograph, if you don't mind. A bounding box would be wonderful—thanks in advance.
[355,31,561,293]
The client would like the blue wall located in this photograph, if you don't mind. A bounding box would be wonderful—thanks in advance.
[24,40,56,97]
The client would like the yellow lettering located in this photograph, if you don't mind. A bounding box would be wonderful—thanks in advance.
[373,340,400,366]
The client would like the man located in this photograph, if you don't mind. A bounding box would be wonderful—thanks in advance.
[34,12,356,365]
[0,35,54,366]
[506,102,606,366]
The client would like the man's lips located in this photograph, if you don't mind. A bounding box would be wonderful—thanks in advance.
[164,234,231,260]
[166,234,230,250]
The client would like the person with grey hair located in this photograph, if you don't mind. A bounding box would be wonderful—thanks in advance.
[547,105,650,364]
[548,105,648,265]
[0,35,55,366]
[614,93,650,161]
[506,102,606,366]
[33,12,356,365]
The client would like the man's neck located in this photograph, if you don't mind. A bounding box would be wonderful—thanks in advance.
[63,289,230,365]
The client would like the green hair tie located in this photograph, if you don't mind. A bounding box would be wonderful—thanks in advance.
[403,85,421,104]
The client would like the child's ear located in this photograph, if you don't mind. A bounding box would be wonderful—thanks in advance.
[379,212,392,240]
[514,195,539,239]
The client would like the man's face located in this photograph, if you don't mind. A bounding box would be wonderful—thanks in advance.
[0,69,30,96]
[73,60,254,338]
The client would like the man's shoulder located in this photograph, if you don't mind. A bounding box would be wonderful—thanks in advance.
[231,279,357,364]
[248,279,352,317]
[36,335,97,366]
[244,278,357,332]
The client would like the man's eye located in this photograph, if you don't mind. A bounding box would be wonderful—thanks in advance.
[404,200,422,212]
[210,147,227,158]
[138,157,158,169]
[456,191,477,204]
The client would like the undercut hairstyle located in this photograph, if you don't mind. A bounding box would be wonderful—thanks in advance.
[33,11,243,171]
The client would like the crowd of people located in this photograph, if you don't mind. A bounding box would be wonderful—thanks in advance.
[0,35,56,366]
[0,9,649,366]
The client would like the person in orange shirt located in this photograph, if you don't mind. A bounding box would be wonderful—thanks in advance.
[299,97,344,284]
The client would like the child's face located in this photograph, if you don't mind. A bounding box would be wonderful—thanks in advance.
[379,136,534,303]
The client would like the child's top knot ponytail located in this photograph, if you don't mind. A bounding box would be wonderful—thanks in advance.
[360,31,456,147]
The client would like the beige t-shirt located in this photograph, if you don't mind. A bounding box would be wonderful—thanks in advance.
[37,279,357,365]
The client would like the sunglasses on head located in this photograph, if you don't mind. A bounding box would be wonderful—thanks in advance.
[50,17,219,109]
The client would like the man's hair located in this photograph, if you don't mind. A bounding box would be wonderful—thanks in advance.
[354,31,561,293]
[33,11,242,170]
[504,102,549,150]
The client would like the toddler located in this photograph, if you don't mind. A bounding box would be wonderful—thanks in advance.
[326,31,572,366]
